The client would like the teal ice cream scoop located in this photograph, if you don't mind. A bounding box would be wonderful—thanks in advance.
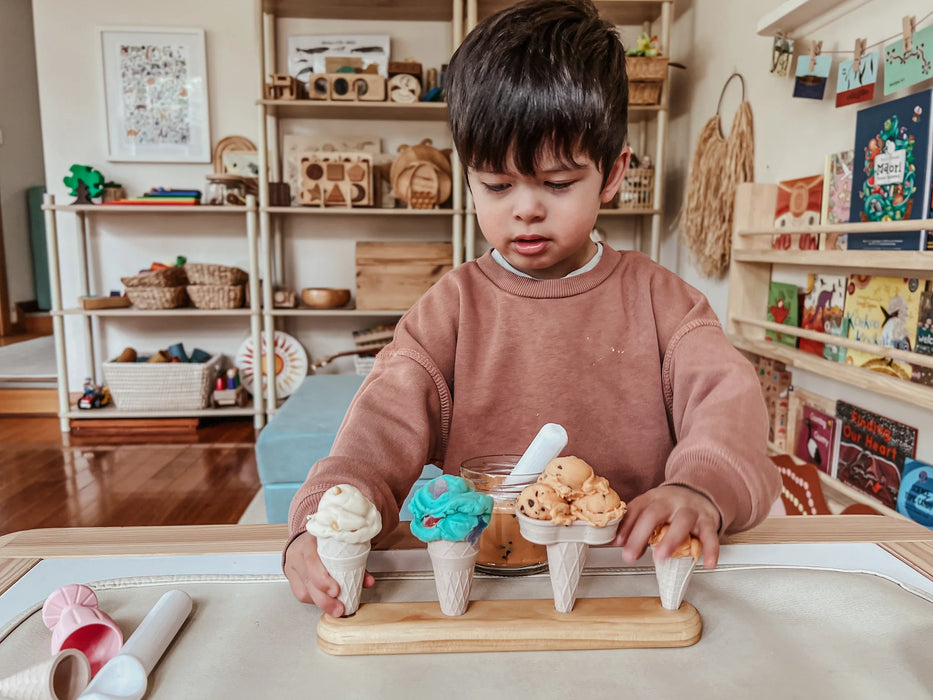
[409,475,493,544]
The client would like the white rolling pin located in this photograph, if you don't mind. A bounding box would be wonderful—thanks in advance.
[78,590,193,700]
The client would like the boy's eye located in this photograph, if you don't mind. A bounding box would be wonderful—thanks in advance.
[482,183,510,193]
[545,181,574,190]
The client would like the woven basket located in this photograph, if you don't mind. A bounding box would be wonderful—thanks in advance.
[185,263,248,286]
[103,354,221,411]
[121,266,188,288]
[617,168,655,209]
[629,81,663,105]
[626,56,669,82]
[187,284,245,310]
[125,286,188,310]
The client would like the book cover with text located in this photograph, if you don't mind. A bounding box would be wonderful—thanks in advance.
[897,458,933,530]
[799,273,847,356]
[773,175,822,250]
[913,290,933,387]
[835,400,918,509]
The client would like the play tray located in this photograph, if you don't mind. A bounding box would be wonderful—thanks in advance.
[102,354,221,411]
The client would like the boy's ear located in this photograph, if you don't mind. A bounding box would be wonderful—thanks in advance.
[600,148,631,203]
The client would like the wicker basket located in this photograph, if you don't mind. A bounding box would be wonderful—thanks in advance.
[617,168,655,209]
[103,354,222,411]
[185,263,248,286]
[629,81,663,105]
[121,267,188,288]
[626,56,669,82]
[125,286,188,310]
[187,284,245,309]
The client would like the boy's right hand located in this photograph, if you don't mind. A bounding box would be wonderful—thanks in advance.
[284,531,376,616]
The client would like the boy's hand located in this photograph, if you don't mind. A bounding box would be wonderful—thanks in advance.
[613,485,721,569]
[284,531,376,615]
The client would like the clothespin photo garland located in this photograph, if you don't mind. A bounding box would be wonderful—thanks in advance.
[771,33,795,77]
[884,14,932,95]
[794,40,831,100]
[836,37,878,107]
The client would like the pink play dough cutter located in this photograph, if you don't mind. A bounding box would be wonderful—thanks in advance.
[42,584,123,676]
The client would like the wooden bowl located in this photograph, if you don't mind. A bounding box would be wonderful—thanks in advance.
[301,287,351,309]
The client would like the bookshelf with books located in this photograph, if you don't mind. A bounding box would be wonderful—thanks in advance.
[726,181,933,411]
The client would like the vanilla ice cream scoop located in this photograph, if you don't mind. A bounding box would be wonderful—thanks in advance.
[571,490,627,527]
[306,484,382,543]
[538,456,610,499]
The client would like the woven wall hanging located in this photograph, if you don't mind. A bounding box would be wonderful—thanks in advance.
[679,73,754,278]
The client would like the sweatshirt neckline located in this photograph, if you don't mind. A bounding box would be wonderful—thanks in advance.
[476,245,622,298]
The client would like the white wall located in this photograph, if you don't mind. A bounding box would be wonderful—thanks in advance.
[0,0,45,309]
[662,0,933,462]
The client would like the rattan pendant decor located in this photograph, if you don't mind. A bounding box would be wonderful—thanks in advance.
[679,73,754,278]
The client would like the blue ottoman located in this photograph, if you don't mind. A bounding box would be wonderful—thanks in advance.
[255,374,440,523]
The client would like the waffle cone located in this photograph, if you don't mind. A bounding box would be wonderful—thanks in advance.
[652,546,696,610]
[547,541,589,613]
[0,649,90,700]
[316,537,371,616]
[427,540,479,616]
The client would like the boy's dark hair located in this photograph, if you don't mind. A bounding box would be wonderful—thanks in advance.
[445,0,628,183]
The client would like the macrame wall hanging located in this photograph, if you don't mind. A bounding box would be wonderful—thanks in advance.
[679,73,755,278]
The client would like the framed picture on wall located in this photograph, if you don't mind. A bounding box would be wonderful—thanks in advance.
[99,27,211,162]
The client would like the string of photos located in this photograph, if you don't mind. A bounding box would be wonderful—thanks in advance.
[769,11,933,107]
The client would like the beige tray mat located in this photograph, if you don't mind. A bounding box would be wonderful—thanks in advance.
[2,567,932,698]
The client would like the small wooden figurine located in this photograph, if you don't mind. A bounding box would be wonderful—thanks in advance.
[389,140,452,209]
[64,165,105,205]
[264,74,301,100]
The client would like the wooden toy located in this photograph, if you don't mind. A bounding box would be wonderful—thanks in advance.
[212,368,250,407]
[389,139,452,208]
[299,151,374,207]
[264,74,300,100]
[211,135,257,175]
[388,60,423,80]
[64,164,105,204]
[307,73,386,101]
[388,74,421,103]
[268,182,291,207]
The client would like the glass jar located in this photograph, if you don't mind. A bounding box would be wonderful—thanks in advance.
[461,455,548,575]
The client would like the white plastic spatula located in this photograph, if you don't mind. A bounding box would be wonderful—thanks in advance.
[503,423,568,485]
[78,590,192,700]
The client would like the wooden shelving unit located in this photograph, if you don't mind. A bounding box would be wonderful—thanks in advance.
[755,0,856,36]
[726,182,933,412]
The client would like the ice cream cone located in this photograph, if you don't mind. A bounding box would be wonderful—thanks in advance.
[427,540,479,616]
[546,541,588,613]
[316,537,371,616]
[0,648,90,700]
[652,546,696,610]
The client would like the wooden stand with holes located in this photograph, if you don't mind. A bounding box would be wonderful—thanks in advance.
[317,597,701,655]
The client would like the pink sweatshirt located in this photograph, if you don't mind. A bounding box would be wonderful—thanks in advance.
[287,246,780,548]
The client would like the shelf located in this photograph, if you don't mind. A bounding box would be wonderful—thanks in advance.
[43,204,253,214]
[480,0,671,26]
[259,100,447,121]
[66,405,262,420]
[263,206,464,216]
[728,333,933,412]
[262,0,453,21]
[55,308,256,318]
[731,250,933,275]
[598,207,662,216]
[756,0,854,36]
[737,218,933,236]
[271,308,405,317]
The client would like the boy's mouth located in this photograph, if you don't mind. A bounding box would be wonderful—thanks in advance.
[512,236,549,256]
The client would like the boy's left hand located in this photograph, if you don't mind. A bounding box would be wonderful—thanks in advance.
[613,485,721,569]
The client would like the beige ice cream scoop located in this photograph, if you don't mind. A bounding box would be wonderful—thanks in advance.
[517,483,574,525]
[571,490,627,527]
[649,524,703,561]
[538,456,610,499]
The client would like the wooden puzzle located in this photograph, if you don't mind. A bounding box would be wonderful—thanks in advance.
[299,152,374,207]
[307,73,386,102]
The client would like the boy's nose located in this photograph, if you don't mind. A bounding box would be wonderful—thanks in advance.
[512,190,546,223]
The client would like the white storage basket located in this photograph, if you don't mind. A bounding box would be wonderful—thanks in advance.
[102,354,222,411]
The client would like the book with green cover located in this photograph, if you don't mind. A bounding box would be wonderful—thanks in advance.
[766,281,799,347]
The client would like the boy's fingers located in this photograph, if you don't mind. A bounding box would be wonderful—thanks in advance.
[363,571,376,588]
[697,519,721,569]
[654,515,692,562]
[620,505,667,562]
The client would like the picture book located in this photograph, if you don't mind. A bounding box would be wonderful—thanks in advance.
[793,54,831,100]
[819,150,853,250]
[766,281,799,347]
[913,290,933,387]
[836,51,878,108]
[834,400,918,509]
[883,23,933,95]
[799,274,846,356]
[848,89,933,250]
[897,458,933,530]
[795,405,838,476]
[786,386,837,457]
[773,175,822,250]
[823,315,849,363]
[843,274,927,381]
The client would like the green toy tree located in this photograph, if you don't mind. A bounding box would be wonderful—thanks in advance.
[63,164,105,205]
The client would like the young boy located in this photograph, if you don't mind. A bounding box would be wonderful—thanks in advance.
[284,0,780,615]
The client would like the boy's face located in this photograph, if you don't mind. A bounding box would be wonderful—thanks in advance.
[468,148,629,279]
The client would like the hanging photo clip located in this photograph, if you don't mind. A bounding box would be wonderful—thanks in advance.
[808,40,823,72]
[852,37,866,72]
[902,15,916,52]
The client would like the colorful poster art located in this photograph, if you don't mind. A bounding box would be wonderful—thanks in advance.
[793,54,832,100]
[884,23,933,95]
[836,51,878,107]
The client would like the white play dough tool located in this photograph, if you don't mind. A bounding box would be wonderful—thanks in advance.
[77,590,192,700]
[503,423,568,485]
[0,648,90,700]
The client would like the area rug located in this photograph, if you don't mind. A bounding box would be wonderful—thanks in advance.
[237,489,267,524]
[0,336,56,382]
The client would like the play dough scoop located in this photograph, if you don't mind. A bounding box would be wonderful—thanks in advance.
[42,585,123,677]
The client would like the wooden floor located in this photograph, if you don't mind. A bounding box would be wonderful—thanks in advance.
[0,416,260,536]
